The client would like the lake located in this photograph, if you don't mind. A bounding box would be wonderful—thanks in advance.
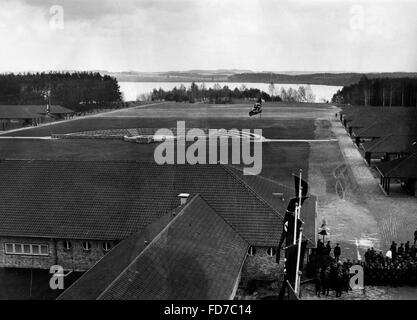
[119,82,342,103]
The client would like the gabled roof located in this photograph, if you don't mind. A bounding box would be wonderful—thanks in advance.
[58,195,249,300]
[0,105,72,118]
[354,121,417,138]
[376,153,417,178]
[362,135,417,154]
[0,160,285,246]
[225,166,317,247]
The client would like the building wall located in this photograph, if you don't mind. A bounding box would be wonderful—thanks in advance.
[239,246,284,289]
[0,237,116,272]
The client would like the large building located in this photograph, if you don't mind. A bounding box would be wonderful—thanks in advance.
[0,159,317,298]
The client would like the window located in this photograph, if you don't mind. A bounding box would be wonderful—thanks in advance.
[5,243,13,254]
[40,245,48,255]
[267,248,276,257]
[15,244,22,254]
[4,243,49,256]
[247,246,256,256]
[82,241,91,251]
[23,244,31,254]
[63,240,72,250]
[32,245,39,254]
[102,241,111,252]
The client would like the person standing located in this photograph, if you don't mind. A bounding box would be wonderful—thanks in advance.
[326,241,332,255]
[411,244,416,259]
[414,229,417,245]
[398,243,404,256]
[334,243,341,262]
[405,241,410,256]
[390,241,397,259]
[315,269,322,297]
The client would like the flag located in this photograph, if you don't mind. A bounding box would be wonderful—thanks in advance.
[294,174,308,198]
[286,196,308,213]
[285,241,308,284]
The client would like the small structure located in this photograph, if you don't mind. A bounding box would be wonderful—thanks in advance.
[361,135,417,165]
[0,105,73,131]
[352,121,417,147]
[375,153,417,196]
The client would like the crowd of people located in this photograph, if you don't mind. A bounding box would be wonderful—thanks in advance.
[307,229,417,297]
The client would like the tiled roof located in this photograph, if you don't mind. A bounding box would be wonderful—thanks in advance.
[225,166,317,247]
[57,209,178,300]
[354,121,417,138]
[0,160,284,246]
[376,153,417,178]
[59,195,249,300]
[0,105,72,118]
[362,135,417,153]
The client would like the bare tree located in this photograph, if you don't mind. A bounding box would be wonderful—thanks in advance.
[268,82,275,101]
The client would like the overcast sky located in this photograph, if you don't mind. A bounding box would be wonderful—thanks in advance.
[0,0,416,73]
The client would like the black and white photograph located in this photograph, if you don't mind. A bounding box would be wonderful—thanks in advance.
[0,0,416,307]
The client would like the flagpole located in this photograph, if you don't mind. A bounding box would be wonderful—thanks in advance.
[294,226,303,295]
[293,170,302,245]
[294,169,303,296]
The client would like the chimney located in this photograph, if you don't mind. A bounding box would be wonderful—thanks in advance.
[178,193,190,206]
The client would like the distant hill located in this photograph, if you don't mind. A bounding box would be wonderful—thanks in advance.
[102,70,417,86]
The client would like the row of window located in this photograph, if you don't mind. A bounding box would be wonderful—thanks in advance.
[4,241,112,256]
[5,243,49,256]
[247,247,277,257]
[63,240,111,252]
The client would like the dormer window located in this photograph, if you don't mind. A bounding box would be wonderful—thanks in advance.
[267,247,276,257]
[63,240,72,251]
[102,241,111,252]
[247,246,256,256]
[82,241,91,251]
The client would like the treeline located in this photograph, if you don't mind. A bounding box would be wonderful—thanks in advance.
[149,83,316,103]
[0,72,122,112]
[332,76,417,107]
[228,72,417,87]
[150,83,278,103]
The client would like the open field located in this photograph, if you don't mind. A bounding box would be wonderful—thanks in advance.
[3,102,335,139]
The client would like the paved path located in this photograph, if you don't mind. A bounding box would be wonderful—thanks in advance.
[312,106,417,261]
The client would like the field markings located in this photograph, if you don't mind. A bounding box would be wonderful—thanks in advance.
[0,136,53,140]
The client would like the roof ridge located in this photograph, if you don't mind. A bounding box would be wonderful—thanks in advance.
[385,154,412,176]
[221,165,316,246]
[228,165,294,193]
[220,165,285,220]
[367,135,388,151]
[96,194,200,300]
[197,193,250,246]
